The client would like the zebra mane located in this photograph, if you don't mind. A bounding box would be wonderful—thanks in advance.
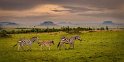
[30,37,38,42]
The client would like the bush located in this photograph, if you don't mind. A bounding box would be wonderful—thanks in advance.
[0,30,11,38]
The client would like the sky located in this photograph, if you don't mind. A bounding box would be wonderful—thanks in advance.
[0,0,124,25]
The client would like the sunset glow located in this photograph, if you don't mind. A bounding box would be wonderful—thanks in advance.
[0,0,124,24]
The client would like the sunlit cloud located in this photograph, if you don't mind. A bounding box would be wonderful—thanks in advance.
[0,4,71,18]
[0,0,124,24]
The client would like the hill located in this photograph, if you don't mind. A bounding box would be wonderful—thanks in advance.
[103,21,114,25]
[40,21,57,26]
[0,22,18,26]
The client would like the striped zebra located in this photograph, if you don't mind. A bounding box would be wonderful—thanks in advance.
[57,36,82,49]
[38,40,54,50]
[13,37,38,51]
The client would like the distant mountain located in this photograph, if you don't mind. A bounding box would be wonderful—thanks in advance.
[40,21,57,26]
[103,21,114,25]
[0,22,18,26]
[57,22,77,26]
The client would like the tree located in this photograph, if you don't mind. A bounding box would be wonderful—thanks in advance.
[106,26,109,30]
[88,27,92,30]
[0,26,2,30]
[0,30,11,38]
[100,27,105,30]
[67,26,70,33]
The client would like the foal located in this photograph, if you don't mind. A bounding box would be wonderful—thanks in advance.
[38,40,54,50]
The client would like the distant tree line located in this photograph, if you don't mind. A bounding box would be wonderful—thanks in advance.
[0,26,109,35]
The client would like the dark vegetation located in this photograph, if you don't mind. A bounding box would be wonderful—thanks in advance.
[0,26,109,38]
[0,29,11,38]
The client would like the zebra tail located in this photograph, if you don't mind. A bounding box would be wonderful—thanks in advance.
[57,42,60,48]
[13,44,17,47]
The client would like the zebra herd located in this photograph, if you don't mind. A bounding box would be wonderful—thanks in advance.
[13,36,82,51]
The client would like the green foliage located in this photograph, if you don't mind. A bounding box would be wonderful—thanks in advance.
[61,26,90,34]
[0,26,111,34]
[106,26,109,30]
[3,27,98,34]
[0,27,2,30]
[100,27,105,30]
[0,30,11,38]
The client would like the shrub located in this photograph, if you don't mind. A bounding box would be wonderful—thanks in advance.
[0,30,11,38]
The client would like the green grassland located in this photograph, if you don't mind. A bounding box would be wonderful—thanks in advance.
[0,31,124,62]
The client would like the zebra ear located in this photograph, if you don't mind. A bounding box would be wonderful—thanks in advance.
[52,41,54,44]
[74,37,77,39]
[52,40,54,42]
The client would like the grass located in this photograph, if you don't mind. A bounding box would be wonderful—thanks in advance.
[0,31,124,62]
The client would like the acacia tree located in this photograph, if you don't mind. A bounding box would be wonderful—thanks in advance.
[100,27,105,30]
[0,26,2,30]
[0,30,11,38]
[106,26,109,30]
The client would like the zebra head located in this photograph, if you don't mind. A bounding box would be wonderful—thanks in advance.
[61,36,67,41]
[51,40,54,45]
[74,36,82,41]
[30,36,39,42]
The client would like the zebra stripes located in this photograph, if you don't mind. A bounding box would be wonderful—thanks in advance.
[38,40,54,50]
[57,36,82,49]
[13,37,38,51]
[13,35,82,51]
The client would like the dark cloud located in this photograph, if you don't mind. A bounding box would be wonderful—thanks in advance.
[0,0,68,10]
[0,13,56,21]
[0,0,124,22]
[61,6,92,13]
[52,6,105,13]
[0,0,124,10]
[51,10,69,12]
[0,0,45,10]
[78,10,124,20]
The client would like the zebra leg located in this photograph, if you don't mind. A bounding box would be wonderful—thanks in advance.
[64,44,67,50]
[72,43,74,49]
[29,45,32,51]
[59,43,63,50]
[20,44,25,51]
[21,46,25,51]
[18,43,24,51]
[58,43,61,50]
[69,43,71,49]
[69,43,73,49]
[48,46,50,50]
[40,45,43,51]
[62,43,66,50]
[17,44,20,51]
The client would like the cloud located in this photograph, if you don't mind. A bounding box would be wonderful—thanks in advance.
[0,0,123,10]
[0,0,124,23]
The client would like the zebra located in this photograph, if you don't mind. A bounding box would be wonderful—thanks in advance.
[13,36,38,51]
[57,36,82,49]
[38,40,54,50]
